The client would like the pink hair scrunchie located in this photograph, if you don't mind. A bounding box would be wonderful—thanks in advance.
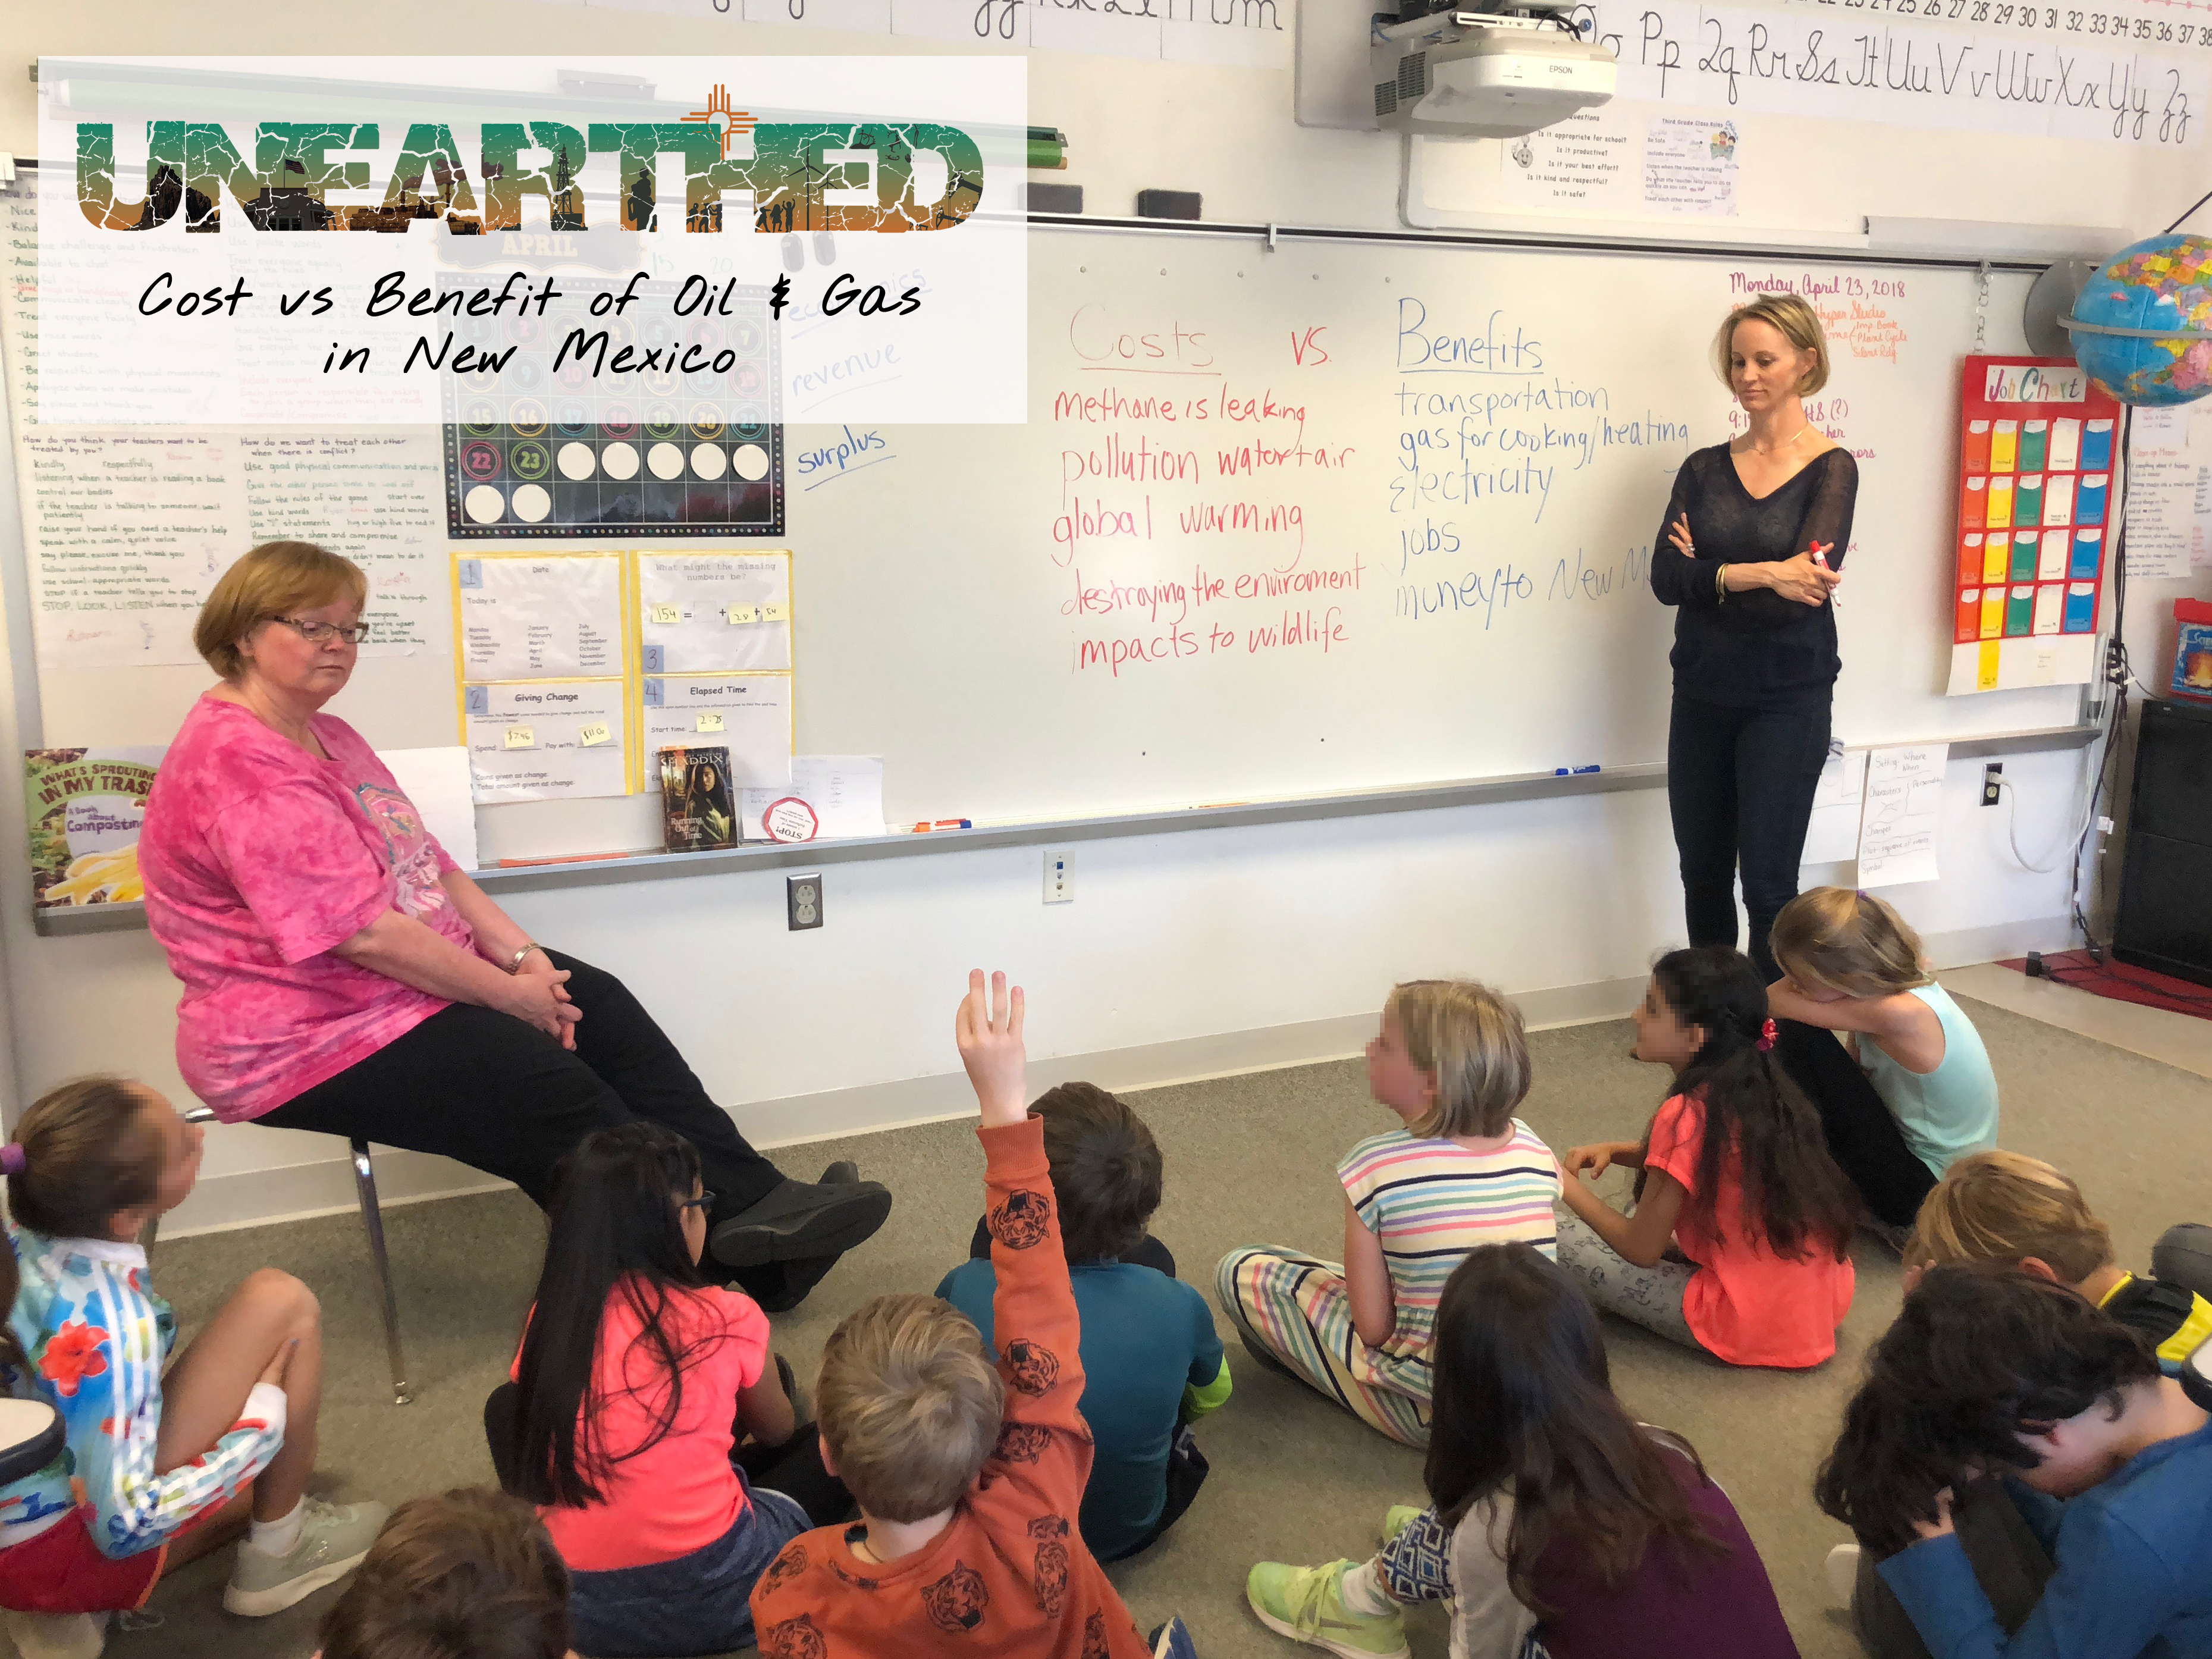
[0,1143,24,1176]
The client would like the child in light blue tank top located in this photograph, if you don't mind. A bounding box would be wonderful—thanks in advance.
[1765,888,2000,1230]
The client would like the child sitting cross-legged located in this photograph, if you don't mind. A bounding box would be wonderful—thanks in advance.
[1555,946,1860,1368]
[485,1122,849,1659]
[751,970,1194,1659]
[936,1082,1229,1563]
[1245,1241,1799,1659]
[1216,980,1562,1448]
[0,1078,386,1659]
[315,1487,575,1659]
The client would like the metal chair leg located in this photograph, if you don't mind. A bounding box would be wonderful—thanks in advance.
[349,1139,412,1406]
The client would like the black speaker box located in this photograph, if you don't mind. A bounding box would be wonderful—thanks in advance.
[2113,698,2212,987]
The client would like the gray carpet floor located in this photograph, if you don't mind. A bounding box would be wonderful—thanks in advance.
[50,994,2211,1659]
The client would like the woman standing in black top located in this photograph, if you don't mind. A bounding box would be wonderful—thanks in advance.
[1652,294,1858,980]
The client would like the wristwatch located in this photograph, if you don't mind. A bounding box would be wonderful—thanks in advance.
[501,943,547,975]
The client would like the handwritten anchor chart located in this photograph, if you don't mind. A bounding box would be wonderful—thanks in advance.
[1574,0,2212,146]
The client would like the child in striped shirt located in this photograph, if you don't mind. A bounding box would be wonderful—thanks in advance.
[1216,980,1562,1447]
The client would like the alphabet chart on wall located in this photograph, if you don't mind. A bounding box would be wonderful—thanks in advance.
[1946,357,2120,695]
[442,278,785,539]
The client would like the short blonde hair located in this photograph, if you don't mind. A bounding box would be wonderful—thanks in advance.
[194,540,368,680]
[1909,1150,2114,1285]
[1770,887,1932,999]
[1713,293,1830,397]
[1386,979,1531,1140]
[817,1292,1004,1522]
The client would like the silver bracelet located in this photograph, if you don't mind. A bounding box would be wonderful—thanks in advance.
[501,943,546,975]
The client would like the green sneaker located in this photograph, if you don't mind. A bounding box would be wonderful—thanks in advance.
[1245,1560,1410,1659]
[222,1497,390,1617]
[1381,1505,1423,1545]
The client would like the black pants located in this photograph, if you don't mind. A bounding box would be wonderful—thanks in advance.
[484,1379,851,1528]
[1852,1477,2052,1658]
[1773,1018,1936,1231]
[1667,695,1831,981]
[265,951,788,1293]
[1101,1427,1210,1564]
[967,1216,1176,1279]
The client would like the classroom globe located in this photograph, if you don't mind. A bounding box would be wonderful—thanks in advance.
[2067,233,2212,406]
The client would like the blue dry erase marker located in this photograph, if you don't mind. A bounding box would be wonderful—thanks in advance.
[1554,767,1571,776]
[1573,764,1601,774]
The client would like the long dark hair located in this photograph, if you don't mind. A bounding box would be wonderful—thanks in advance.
[1815,1264,2160,1555]
[510,1124,721,1509]
[1422,1243,1725,1614]
[1639,946,1859,1260]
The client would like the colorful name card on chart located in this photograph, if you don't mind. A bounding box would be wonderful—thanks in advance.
[1947,357,2119,696]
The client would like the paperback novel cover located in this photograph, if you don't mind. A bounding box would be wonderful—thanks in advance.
[658,745,738,852]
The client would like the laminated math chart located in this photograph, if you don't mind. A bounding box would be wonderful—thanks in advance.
[636,553,795,673]
[1947,357,2121,695]
[640,673,795,795]
[453,553,633,802]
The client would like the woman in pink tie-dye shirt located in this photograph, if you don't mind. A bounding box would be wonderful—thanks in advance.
[139,542,889,1312]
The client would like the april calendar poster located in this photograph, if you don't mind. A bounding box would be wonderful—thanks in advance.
[1946,356,2120,695]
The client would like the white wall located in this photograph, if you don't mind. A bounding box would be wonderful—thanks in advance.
[1,0,2195,1230]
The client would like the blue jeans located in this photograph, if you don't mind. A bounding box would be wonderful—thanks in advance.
[566,1472,811,1659]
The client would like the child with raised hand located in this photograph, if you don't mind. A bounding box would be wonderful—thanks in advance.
[936,1081,1229,1562]
[1216,980,1561,1447]
[1767,886,2000,1232]
[1246,1241,1799,1659]
[749,970,1174,1659]
[1815,1265,2212,1659]
[0,1078,387,1659]
[485,1122,846,1659]
[316,1487,575,1659]
[1555,946,1859,1368]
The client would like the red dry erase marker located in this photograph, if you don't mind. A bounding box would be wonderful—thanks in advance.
[1813,544,1840,608]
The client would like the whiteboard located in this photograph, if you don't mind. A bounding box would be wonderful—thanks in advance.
[4,193,2078,857]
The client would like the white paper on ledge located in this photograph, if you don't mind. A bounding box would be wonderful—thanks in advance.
[1856,744,1947,889]
[742,755,886,842]
[376,747,480,873]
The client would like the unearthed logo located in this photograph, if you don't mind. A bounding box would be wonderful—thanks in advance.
[76,120,984,235]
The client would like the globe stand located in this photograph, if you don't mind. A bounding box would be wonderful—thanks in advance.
[2025,260,2101,358]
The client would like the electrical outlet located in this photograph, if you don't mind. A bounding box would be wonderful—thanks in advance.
[786,872,824,930]
[1043,848,1073,904]
[1981,763,2003,807]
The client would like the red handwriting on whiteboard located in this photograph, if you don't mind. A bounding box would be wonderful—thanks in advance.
[1290,327,1330,366]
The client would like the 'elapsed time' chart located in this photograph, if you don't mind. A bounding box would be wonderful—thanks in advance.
[442,280,785,539]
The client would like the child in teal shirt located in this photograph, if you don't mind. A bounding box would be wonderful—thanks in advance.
[936,1081,1229,1561]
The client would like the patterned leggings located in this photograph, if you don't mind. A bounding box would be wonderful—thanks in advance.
[1548,1210,1705,1352]
[1213,1246,1432,1447]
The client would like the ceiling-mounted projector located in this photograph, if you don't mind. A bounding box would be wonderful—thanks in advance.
[1372,1,1617,139]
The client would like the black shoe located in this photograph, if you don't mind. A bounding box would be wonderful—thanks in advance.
[1238,1330,1301,1382]
[709,1175,892,1269]
[821,1159,860,1185]
[748,1254,842,1315]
